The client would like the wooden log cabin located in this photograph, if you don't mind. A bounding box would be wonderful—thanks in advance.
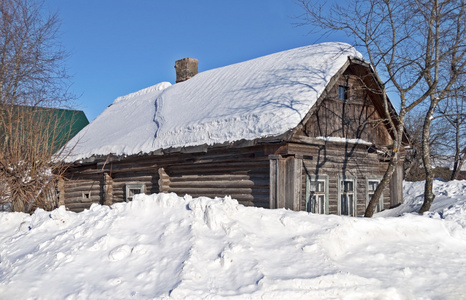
[60,42,408,216]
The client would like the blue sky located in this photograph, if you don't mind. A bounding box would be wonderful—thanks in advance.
[46,0,350,121]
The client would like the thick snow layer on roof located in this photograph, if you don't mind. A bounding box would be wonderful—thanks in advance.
[66,42,362,161]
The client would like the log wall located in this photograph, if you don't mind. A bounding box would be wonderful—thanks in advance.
[111,170,159,204]
[63,146,274,212]
[63,173,102,212]
[165,158,270,207]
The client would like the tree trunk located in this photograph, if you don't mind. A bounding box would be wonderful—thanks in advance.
[365,119,404,217]
[419,102,437,214]
[451,146,466,180]
[364,151,399,217]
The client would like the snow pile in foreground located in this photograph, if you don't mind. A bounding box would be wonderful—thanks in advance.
[1,181,466,299]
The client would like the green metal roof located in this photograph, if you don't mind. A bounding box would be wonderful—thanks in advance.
[1,105,89,153]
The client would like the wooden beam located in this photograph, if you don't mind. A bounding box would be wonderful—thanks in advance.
[158,168,169,193]
[269,155,303,211]
[103,173,113,206]
[289,136,326,146]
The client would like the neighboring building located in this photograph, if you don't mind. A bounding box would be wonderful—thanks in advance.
[0,105,89,152]
[61,42,409,216]
[0,105,89,212]
[46,107,90,152]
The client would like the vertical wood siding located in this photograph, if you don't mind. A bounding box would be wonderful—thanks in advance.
[296,143,391,216]
[305,74,393,147]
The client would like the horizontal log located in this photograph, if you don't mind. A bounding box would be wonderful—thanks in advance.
[168,171,269,178]
[112,176,155,182]
[168,179,269,189]
[64,193,97,202]
[168,160,269,170]
[64,174,101,180]
[64,181,100,189]
[168,187,268,194]
[112,185,155,193]
[103,165,158,174]
[168,174,268,182]
[64,185,101,193]
[167,165,270,173]
[63,194,96,202]
[74,161,157,173]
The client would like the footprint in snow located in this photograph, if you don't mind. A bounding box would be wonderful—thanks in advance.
[108,245,132,261]
[108,277,122,286]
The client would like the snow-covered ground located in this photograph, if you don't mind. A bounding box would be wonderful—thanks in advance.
[1,180,466,299]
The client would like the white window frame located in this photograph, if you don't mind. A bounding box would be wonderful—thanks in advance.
[366,177,384,212]
[82,192,91,200]
[125,183,145,202]
[305,175,329,214]
[338,176,357,216]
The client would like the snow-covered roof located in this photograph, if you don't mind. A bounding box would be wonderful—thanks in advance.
[66,42,363,162]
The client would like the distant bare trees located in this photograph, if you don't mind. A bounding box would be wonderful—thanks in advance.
[298,0,465,216]
[0,0,74,212]
[404,102,465,181]
[438,87,466,180]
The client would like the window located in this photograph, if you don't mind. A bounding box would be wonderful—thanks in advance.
[366,178,384,212]
[82,192,91,200]
[338,85,348,100]
[338,176,357,216]
[306,175,329,214]
[125,183,145,202]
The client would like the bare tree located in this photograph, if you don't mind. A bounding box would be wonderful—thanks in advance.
[0,0,74,212]
[404,107,460,181]
[435,86,466,180]
[417,0,465,213]
[403,111,425,180]
[297,0,465,216]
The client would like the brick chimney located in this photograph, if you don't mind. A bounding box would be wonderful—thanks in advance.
[174,58,198,83]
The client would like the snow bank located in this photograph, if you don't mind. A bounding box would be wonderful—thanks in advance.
[65,43,362,161]
[1,180,466,299]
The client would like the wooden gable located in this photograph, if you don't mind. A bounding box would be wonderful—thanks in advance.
[302,67,393,147]
[286,59,402,149]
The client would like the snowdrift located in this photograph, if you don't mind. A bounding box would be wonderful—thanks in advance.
[1,180,466,299]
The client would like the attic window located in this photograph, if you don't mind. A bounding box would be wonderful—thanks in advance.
[338,85,348,100]
[125,183,145,202]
